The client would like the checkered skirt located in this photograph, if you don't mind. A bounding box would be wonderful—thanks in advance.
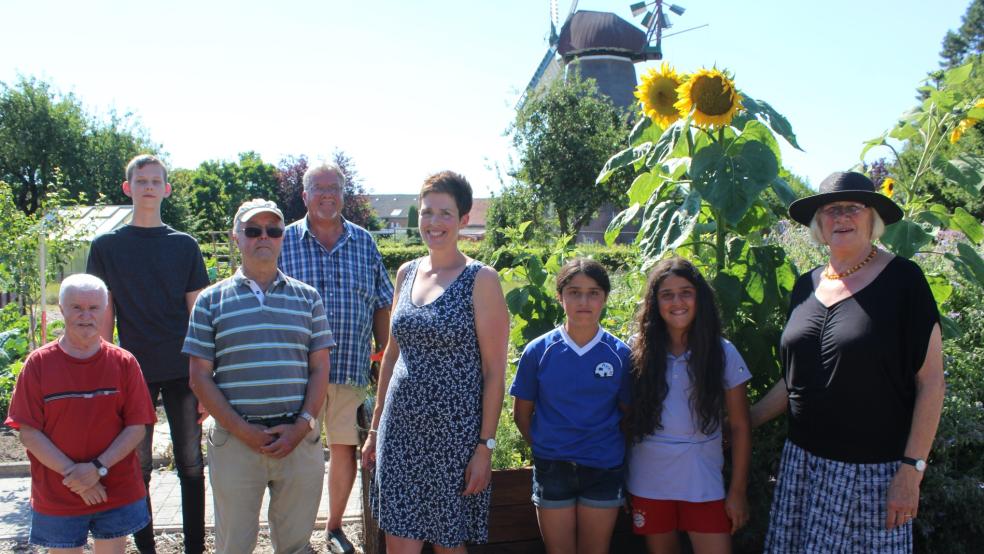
[764,441,912,553]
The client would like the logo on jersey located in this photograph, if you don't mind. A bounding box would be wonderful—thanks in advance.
[594,362,614,378]
[633,509,646,528]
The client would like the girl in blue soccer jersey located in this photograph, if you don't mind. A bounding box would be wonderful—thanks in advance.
[510,258,632,554]
[625,257,751,554]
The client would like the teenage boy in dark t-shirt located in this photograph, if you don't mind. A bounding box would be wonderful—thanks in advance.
[86,154,210,554]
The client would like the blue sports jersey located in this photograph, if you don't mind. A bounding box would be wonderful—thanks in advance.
[510,326,632,468]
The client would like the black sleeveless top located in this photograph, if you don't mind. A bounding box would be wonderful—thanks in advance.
[780,256,939,463]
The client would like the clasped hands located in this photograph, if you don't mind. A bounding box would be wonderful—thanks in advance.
[239,421,309,458]
[62,462,107,506]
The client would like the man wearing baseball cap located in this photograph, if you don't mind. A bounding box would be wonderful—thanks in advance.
[184,199,335,553]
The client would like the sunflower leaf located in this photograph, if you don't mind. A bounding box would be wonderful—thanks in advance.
[737,93,802,151]
[731,120,781,167]
[966,107,984,120]
[879,220,933,258]
[888,121,919,141]
[691,141,779,225]
[935,155,984,195]
[628,116,664,147]
[944,61,974,87]
[605,203,641,246]
[925,273,953,306]
[945,243,984,288]
[770,177,798,207]
[597,144,650,184]
[950,207,984,244]
[860,134,888,161]
[627,170,665,205]
[637,191,702,261]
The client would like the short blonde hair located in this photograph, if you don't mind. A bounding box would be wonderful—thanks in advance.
[808,207,885,244]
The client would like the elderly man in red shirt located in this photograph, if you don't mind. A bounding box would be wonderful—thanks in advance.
[6,273,156,553]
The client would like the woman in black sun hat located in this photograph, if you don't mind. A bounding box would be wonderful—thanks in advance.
[751,171,945,553]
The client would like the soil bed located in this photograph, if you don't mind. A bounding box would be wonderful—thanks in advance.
[0,426,27,463]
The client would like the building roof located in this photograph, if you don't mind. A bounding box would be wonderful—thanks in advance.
[50,205,133,241]
[558,10,647,61]
[368,195,490,229]
[368,194,418,221]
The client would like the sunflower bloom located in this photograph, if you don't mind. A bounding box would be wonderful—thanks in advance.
[880,177,895,198]
[674,68,742,128]
[950,98,984,144]
[635,63,684,128]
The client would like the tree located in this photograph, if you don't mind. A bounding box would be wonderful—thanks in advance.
[940,0,984,68]
[510,68,631,236]
[184,152,280,232]
[483,180,557,249]
[331,150,381,230]
[277,155,309,224]
[0,77,158,215]
[0,78,87,214]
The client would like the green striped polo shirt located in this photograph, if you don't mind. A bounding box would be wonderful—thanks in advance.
[182,268,335,418]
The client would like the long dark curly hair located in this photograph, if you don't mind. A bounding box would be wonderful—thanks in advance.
[626,257,726,443]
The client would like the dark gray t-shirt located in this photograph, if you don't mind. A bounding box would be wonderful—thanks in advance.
[86,225,210,383]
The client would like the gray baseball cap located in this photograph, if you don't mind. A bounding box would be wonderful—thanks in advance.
[234,198,284,228]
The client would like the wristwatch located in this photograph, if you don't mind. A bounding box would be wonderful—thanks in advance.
[298,411,317,431]
[902,457,927,472]
[91,458,109,478]
[478,437,497,451]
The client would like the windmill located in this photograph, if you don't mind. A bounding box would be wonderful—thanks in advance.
[520,0,577,107]
[630,0,687,60]
[520,1,687,109]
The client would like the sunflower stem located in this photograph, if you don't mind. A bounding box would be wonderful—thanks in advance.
[713,208,726,271]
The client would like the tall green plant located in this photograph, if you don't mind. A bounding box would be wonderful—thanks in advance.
[860,61,984,336]
[601,65,802,388]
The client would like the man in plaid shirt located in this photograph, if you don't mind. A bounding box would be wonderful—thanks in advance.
[279,162,394,554]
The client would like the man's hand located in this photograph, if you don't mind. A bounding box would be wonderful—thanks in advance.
[78,482,108,506]
[235,423,277,453]
[197,402,209,425]
[62,462,101,494]
[259,421,309,459]
[462,446,492,496]
[886,465,922,529]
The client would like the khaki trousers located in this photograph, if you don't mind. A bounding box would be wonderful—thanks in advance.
[206,421,324,554]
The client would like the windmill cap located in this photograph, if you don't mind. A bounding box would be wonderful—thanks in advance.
[788,171,903,226]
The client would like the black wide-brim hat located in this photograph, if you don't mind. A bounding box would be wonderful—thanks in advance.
[788,171,903,226]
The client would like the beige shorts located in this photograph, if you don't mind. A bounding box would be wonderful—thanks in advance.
[322,384,368,446]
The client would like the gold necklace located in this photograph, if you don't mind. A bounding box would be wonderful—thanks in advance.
[823,246,878,280]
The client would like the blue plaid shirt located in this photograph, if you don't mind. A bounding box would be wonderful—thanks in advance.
[278,217,394,386]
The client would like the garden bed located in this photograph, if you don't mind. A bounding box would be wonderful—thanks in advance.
[0,427,27,462]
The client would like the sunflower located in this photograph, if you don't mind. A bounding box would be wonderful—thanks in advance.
[950,98,984,144]
[635,63,684,128]
[880,177,895,198]
[674,67,742,128]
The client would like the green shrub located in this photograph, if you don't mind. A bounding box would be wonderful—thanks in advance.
[377,241,482,271]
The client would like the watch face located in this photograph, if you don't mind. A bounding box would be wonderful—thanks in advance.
[98,467,108,477]
[915,460,927,471]
[486,438,497,450]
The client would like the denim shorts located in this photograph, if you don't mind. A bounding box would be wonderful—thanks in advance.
[30,498,150,548]
[531,455,625,509]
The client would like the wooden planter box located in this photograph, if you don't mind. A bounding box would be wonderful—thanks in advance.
[360,466,646,554]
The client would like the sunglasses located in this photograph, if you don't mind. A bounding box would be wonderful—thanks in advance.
[243,226,284,238]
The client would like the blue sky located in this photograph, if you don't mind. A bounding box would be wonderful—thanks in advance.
[0,0,971,196]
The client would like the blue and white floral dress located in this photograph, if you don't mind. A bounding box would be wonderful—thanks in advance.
[371,259,489,547]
